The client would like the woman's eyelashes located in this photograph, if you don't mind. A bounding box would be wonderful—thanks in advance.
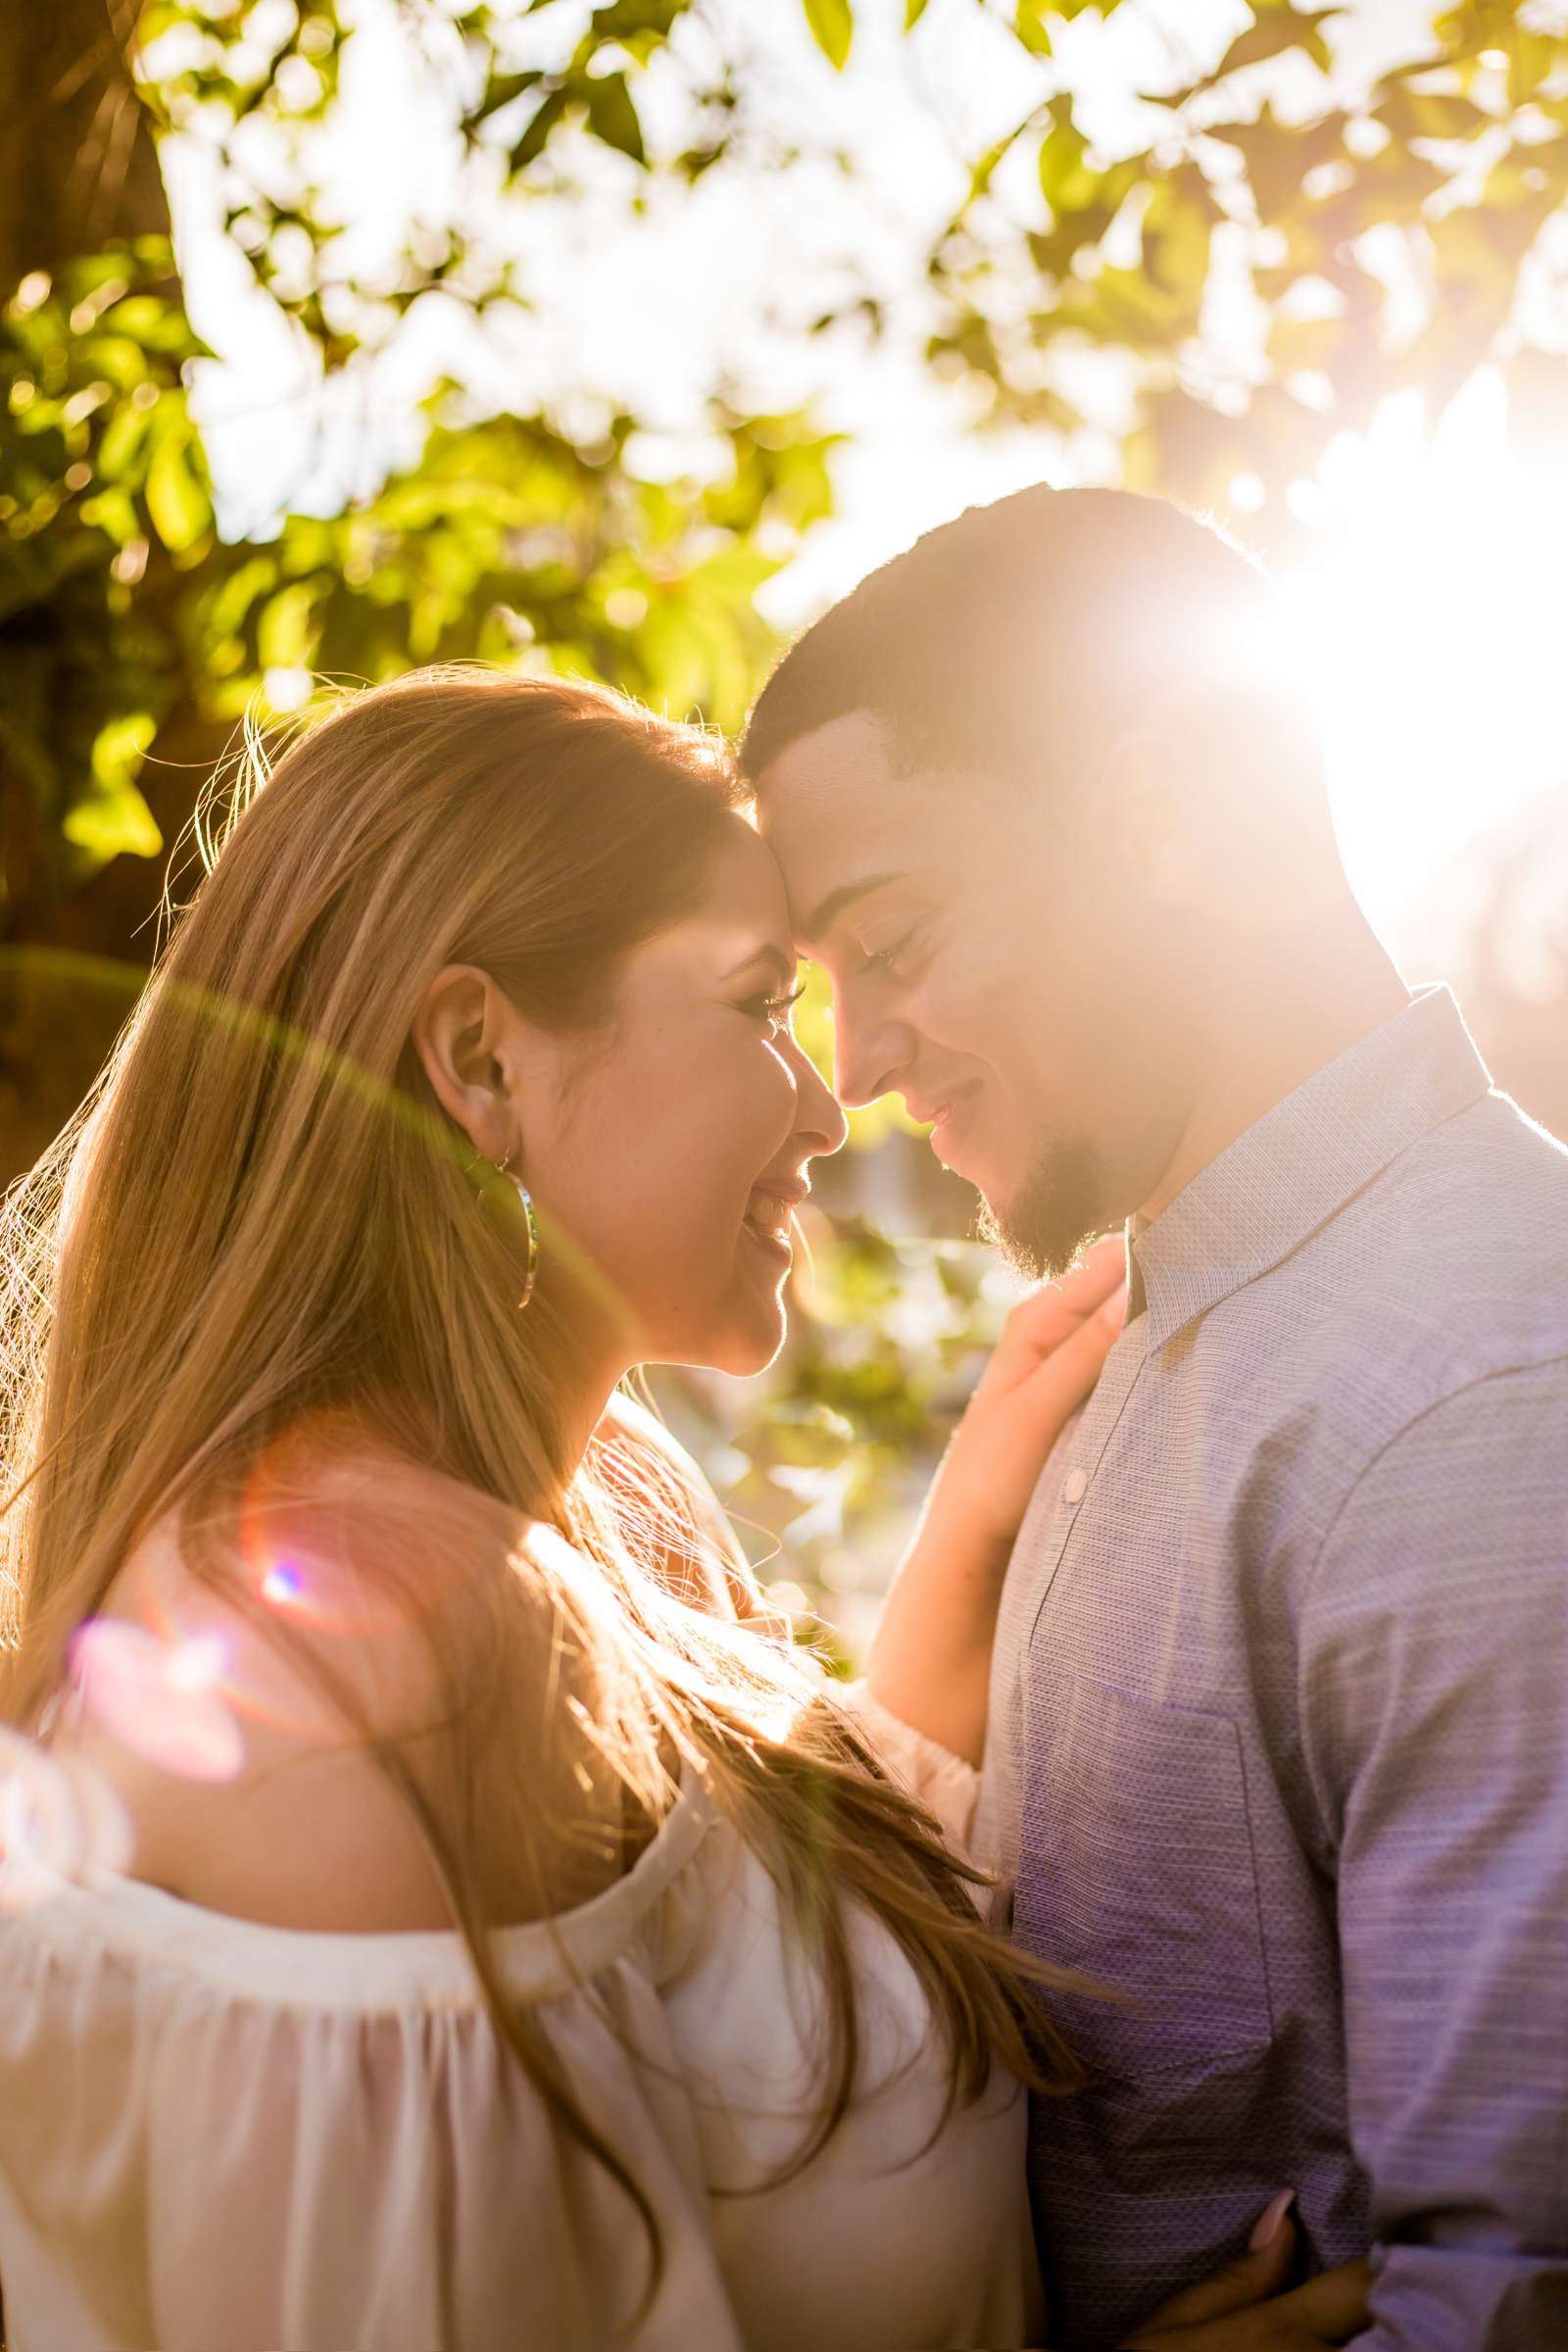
[740,980,807,1035]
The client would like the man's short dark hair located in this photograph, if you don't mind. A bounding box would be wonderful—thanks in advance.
[740,485,1298,797]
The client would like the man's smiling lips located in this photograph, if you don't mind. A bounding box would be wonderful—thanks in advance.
[905,1082,980,1152]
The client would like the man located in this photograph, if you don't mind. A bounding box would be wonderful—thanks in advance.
[740,486,1568,2350]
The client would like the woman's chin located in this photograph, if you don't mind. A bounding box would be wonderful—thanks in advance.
[713,1320,787,1378]
[707,1289,789,1377]
[644,1246,792,1377]
[643,1293,787,1379]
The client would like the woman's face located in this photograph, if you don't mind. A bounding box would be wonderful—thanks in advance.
[506,818,847,1376]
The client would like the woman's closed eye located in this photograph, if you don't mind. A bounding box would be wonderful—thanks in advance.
[741,981,807,1035]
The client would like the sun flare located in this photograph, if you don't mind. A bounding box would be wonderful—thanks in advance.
[1279,371,1568,934]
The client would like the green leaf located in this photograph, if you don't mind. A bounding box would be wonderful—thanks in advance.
[585,72,645,163]
[1207,103,1348,217]
[1140,179,1213,298]
[100,294,191,353]
[686,540,780,601]
[803,0,853,71]
[96,400,155,483]
[257,579,318,668]
[468,70,545,130]
[64,713,162,866]
[78,335,151,395]
[1508,31,1558,107]
[78,485,139,545]
[1014,0,1053,54]
[205,552,278,642]
[510,86,568,172]
[587,0,685,43]
[906,0,930,24]
[1375,83,1490,142]
[1193,3,1341,94]
[144,417,213,552]
[1266,305,1344,371]
[136,2,192,39]
[1037,99,1093,211]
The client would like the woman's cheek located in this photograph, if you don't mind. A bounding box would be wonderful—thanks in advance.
[709,1026,797,1168]
[754,1036,805,1159]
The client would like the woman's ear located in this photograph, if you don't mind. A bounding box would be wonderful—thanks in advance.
[411,963,517,1157]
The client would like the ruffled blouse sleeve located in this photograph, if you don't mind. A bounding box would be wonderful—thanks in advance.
[839,1683,982,1863]
[0,1791,747,2352]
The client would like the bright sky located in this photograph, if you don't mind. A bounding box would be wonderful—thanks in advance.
[158,0,1568,962]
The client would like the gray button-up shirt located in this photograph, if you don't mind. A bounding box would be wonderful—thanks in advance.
[977,985,1568,2349]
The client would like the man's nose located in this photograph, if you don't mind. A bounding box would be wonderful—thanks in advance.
[831,994,910,1111]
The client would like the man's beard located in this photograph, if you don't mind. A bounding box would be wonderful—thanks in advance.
[976,1133,1118,1283]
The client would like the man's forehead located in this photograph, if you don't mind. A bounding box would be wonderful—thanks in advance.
[753,709,896,810]
[754,712,914,931]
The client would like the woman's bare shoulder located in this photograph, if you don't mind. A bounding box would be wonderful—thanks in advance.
[60,1451,602,1931]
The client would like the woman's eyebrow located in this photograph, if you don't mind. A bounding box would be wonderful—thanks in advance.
[721,943,795,984]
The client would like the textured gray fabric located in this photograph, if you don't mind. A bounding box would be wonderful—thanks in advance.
[976,985,1568,2350]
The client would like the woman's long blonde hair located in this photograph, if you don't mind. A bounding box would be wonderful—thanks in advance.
[0,666,1080,2291]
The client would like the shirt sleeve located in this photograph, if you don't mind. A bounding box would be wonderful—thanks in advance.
[1299,1359,1568,2350]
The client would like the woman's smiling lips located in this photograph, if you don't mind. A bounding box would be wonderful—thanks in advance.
[741,1178,808,1261]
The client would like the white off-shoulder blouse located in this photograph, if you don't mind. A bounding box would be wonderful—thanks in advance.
[0,1692,1042,2352]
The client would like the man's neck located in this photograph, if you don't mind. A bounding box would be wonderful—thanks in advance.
[1139,915,1410,1228]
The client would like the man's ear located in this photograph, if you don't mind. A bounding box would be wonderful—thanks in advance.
[411,962,518,1156]
[1109,726,1205,910]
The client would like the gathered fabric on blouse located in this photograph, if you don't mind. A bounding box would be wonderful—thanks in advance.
[0,1690,1043,2352]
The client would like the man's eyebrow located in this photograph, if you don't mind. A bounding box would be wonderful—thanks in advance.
[721,943,795,984]
[798,872,906,947]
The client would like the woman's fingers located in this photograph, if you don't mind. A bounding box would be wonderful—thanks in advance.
[1028,1233,1126,1322]
[1119,2251,1374,2350]
[1010,1283,1126,1418]
[1265,2258,1374,2343]
[989,1236,1127,1377]
[1119,2212,1299,2338]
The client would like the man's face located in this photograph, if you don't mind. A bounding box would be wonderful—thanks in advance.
[754,710,1197,1277]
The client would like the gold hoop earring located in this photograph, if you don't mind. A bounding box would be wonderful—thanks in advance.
[496,1150,540,1311]
[466,1145,540,1311]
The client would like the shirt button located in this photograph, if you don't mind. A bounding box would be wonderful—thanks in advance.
[1062,1468,1088,1506]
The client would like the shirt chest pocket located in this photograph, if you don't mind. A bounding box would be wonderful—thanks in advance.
[1013,1676,1273,2082]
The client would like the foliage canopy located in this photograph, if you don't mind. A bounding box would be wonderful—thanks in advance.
[7,0,1568,928]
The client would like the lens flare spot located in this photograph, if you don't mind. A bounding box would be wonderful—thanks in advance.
[263,665,312,711]
[0,1730,133,1906]
[166,1633,227,1691]
[69,1619,245,1783]
[262,1559,304,1604]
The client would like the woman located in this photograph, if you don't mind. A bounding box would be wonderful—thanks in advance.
[0,669,1367,2350]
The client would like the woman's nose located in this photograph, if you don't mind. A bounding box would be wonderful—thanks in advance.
[789,1036,849,1157]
